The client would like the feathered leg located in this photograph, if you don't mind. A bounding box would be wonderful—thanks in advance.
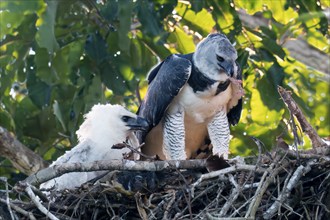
[207,109,230,159]
[162,110,186,160]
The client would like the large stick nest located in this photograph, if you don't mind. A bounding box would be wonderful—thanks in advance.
[1,147,330,220]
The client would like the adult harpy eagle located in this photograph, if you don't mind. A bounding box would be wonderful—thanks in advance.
[40,104,149,191]
[138,33,244,160]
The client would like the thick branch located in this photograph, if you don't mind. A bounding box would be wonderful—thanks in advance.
[278,86,328,148]
[237,9,330,75]
[0,126,49,175]
[22,159,207,186]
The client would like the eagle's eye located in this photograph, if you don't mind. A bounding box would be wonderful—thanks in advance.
[216,55,224,62]
[121,116,130,122]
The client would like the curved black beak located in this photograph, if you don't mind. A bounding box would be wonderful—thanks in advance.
[224,63,234,77]
[127,116,149,131]
[219,61,234,77]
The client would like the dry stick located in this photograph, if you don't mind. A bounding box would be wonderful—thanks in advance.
[0,177,15,220]
[278,86,327,148]
[278,148,330,160]
[162,190,176,220]
[263,162,312,219]
[245,156,289,219]
[205,213,254,220]
[24,184,59,220]
[219,174,240,217]
[22,159,207,186]
[191,164,264,197]
[0,198,37,220]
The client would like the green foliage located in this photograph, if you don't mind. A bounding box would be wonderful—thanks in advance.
[0,0,329,178]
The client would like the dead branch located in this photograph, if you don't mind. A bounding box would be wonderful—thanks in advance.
[0,198,36,220]
[22,159,207,186]
[24,183,59,220]
[278,86,328,148]
[218,175,240,217]
[263,162,312,219]
[0,177,15,220]
[0,126,49,175]
[191,164,265,197]
[245,155,289,218]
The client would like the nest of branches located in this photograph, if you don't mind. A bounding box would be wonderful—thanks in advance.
[1,146,329,220]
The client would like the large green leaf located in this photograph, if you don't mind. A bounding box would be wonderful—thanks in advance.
[168,28,195,54]
[35,0,59,53]
[136,0,163,37]
[117,0,133,52]
[26,69,52,109]
[85,32,108,65]
[175,3,216,35]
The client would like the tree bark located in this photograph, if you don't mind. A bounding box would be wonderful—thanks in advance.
[0,126,49,175]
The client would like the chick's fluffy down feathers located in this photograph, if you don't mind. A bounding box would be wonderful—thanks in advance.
[40,104,142,191]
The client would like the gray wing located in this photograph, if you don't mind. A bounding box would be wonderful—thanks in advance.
[137,55,192,141]
[227,61,243,125]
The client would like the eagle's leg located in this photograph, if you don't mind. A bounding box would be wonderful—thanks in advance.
[207,109,230,159]
[162,110,186,160]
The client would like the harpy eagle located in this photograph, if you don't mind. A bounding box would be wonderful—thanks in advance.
[40,104,149,191]
[138,33,244,160]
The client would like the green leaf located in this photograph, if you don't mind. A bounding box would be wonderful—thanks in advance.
[100,62,127,95]
[251,75,285,126]
[35,48,54,84]
[0,0,44,13]
[118,0,133,52]
[261,38,286,59]
[26,70,52,109]
[0,107,16,131]
[176,4,216,35]
[85,33,108,65]
[0,11,25,39]
[191,0,204,12]
[35,0,59,53]
[53,100,66,132]
[137,0,163,37]
[168,28,195,54]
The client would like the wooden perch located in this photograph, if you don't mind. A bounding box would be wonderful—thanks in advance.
[278,86,328,149]
[21,159,207,186]
[0,126,49,175]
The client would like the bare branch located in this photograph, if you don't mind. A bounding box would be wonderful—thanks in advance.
[0,198,36,220]
[263,163,312,219]
[0,126,49,175]
[245,156,289,218]
[278,86,328,148]
[0,177,15,220]
[24,183,59,220]
[191,164,264,197]
[22,159,207,186]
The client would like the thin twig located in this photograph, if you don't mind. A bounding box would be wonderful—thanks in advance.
[219,174,240,217]
[245,156,289,218]
[0,177,15,220]
[24,183,59,220]
[263,163,312,219]
[278,86,327,148]
[0,198,36,220]
[191,164,265,197]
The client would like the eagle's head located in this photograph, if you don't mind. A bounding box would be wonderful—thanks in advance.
[193,33,238,82]
[76,104,149,145]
